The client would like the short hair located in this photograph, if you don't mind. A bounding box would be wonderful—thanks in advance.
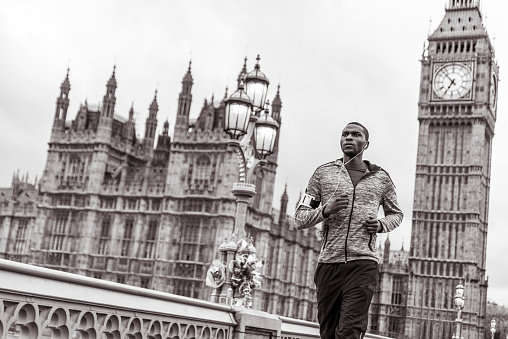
[346,122,369,141]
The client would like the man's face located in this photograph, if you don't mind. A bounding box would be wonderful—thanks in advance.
[340,124,368,156]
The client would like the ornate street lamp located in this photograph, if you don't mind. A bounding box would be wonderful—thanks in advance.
[224,80,252,139]
[254,102,279,159]
[491,318,497,339]
[452,280,465,339]
[207,56,279,308]
[245,55,269,113]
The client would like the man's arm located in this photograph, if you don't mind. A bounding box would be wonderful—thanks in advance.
[377,177,403,233]
[294,170,325,230]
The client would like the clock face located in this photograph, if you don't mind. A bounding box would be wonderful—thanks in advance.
[490,74,497,110]
[433,63,473,100]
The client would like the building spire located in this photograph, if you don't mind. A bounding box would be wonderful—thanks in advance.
[102,65,117,118]
[54,68,71,125]
[149,89,159,116]
[144,88,159,147]
[383,234,391,264]
[163,119,169,136]
[108,65,117,87]
[271,84,282,123]
[279,183,289,226]
[183,60,193,84]
[175,62,194,131]
[237,56,248,88]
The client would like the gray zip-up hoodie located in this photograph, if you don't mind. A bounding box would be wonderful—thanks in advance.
[294,159,403,264]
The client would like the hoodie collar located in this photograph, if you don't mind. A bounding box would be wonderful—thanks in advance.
[335,158,381,173]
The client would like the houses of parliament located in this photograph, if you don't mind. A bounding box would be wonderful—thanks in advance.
[0,1,499,338]
[0,57,323,322]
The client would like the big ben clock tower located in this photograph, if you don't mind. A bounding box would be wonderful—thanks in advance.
[405,1,498,339]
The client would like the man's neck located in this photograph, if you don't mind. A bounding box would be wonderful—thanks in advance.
[343,153,364,167]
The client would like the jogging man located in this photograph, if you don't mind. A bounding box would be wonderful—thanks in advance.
[294,122,403,339]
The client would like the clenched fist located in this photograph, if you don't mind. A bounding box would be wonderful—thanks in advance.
[323,194,349,218]
[364,217,382,234]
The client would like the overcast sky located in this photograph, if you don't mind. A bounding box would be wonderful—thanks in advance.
[1,0,507,306]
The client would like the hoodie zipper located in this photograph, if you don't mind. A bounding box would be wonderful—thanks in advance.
[344,185,356,263]
[344,165,373,263]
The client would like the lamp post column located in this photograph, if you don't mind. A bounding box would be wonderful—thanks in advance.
[491,319,497,339]
[231,183,256,238]
[452,280,465,339]
[453,309,463,339]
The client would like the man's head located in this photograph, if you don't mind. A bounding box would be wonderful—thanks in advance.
[340,122,369,157]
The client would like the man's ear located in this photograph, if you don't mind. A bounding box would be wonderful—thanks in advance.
[363,142,369,150]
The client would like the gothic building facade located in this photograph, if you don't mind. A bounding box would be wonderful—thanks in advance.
[0,59,321,321]
[405,0,498,338]
[369,237,409,338]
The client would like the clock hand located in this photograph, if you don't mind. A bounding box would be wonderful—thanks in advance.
[443,79,456,95]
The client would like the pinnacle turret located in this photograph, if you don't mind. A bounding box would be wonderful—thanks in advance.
[237,56,247,88]
[107,65,117,88]
[279,183,289,225]
[271,84,282,123]
[54,68,71,125]
[61,68,71,92]
[183,60,193,86]
[144,89,159,148]
[383,234,391,264]
[163,120,169,136]
[102,66,117,119]
[175,61,193,131]
[149,90,159,118]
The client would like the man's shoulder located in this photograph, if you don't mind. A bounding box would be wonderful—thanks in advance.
[369,164,397,187]
[314,160,338,173]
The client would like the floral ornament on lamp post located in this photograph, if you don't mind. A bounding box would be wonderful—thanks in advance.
[229,238,263,308]
[205,259,226,289]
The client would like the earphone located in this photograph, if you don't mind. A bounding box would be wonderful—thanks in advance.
[322,147,365,206]
[294,145,367,222]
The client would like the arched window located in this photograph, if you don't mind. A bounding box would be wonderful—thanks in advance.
[51,211,69,250]
[68,154,82,186]
[193,155,211,183]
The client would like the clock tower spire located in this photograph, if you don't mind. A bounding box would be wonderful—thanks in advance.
[405,1,498,338]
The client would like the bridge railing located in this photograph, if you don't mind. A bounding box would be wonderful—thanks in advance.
[0,258,235,339]
[0,259,392,339]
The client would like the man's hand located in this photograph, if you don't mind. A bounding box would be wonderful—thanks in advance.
[364,217,382,234]
[323,194,349,218]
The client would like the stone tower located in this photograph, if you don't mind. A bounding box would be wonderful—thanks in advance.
[405,1,498,338]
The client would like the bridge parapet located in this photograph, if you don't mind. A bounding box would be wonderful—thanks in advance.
[0,258,235,339]
[0,259,392,339]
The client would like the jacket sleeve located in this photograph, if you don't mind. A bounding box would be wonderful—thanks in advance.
[294,168,326,230]
[378,176,403,233]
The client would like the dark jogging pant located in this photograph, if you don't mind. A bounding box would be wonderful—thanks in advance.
[314,260,378,339]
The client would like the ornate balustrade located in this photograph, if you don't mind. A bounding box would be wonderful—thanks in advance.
[0,259,391,339]
[0,258,235,339]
